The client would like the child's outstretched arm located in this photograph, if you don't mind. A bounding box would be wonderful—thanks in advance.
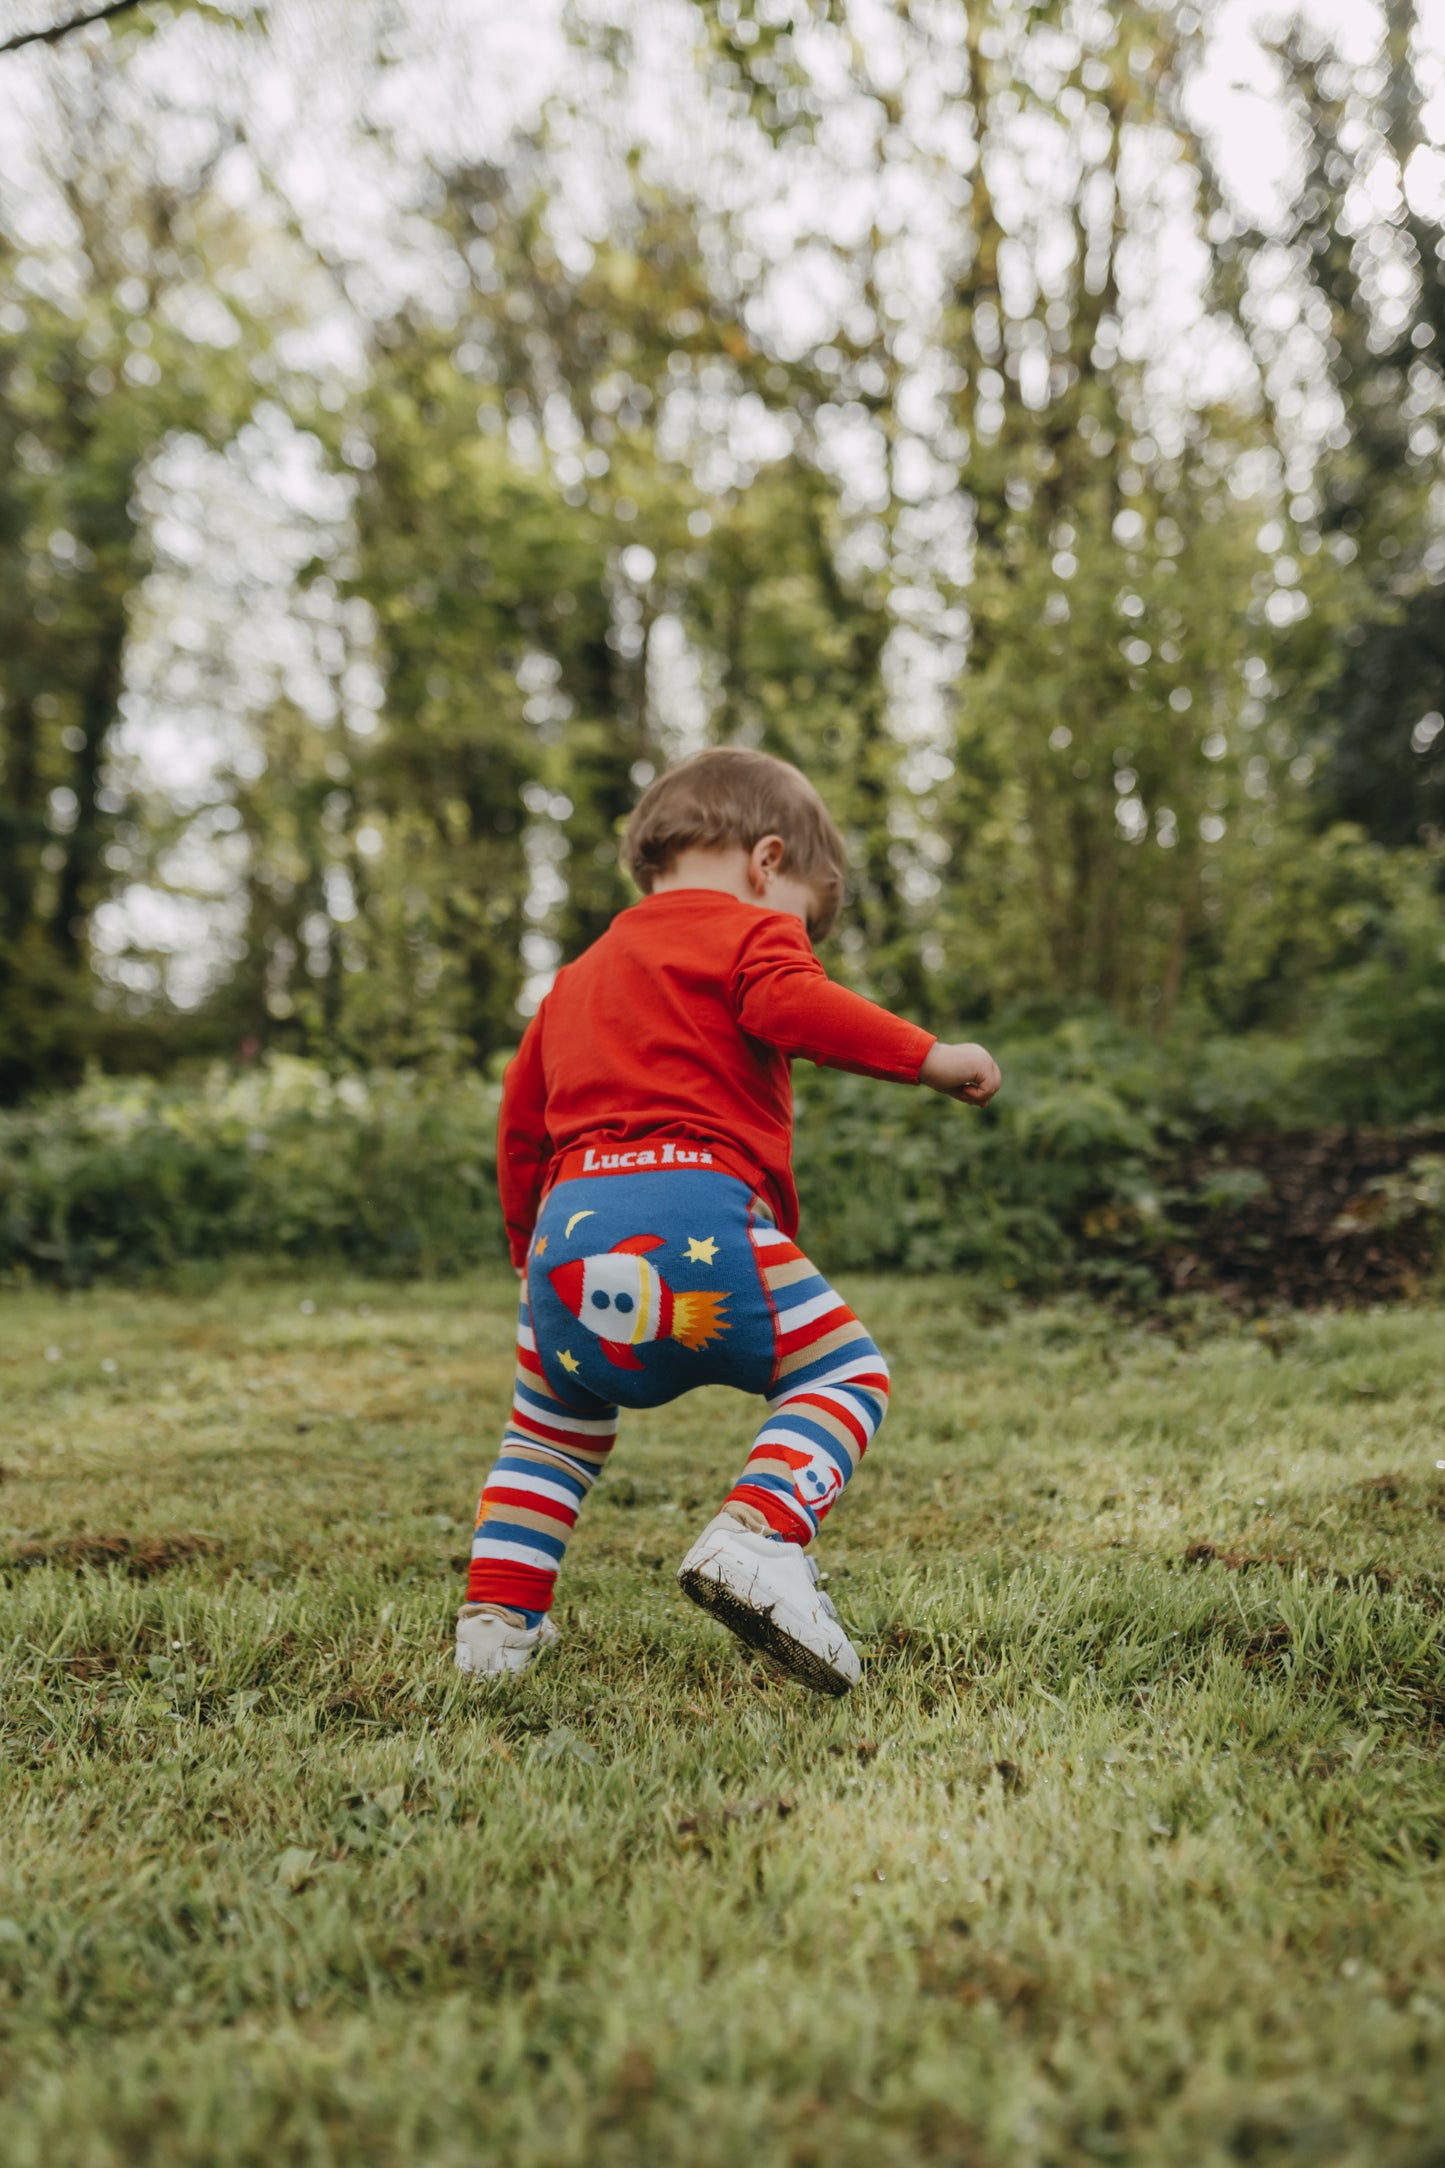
[731,913,1001,1105]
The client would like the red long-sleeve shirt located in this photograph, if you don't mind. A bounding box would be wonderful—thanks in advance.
[496,888,935,1266]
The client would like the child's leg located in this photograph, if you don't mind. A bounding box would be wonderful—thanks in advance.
[467,1289,619,1622]
[723,1229,889,1542]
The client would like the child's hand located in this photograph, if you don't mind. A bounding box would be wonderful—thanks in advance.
[920,1040,1002,1107]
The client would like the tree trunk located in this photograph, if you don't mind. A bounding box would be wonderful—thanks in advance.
[52,612,124,966]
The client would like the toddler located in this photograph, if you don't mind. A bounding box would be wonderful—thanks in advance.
[457,748,1001,1695]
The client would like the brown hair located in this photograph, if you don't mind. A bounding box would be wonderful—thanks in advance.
[623,747,847,937]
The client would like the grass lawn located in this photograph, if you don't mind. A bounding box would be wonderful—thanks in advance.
[1,1271,1443,2167]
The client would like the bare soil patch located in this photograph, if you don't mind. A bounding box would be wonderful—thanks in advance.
[1142,1127,1445,1308]
[4,1531,223,1578]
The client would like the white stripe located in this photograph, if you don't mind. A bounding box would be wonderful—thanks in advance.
[749,1227,790,1248]
[512,1399,617,1437]
[748,1420,834,1456]
[472,1534,561,1572]
[780,1384,880,1436]
[490,1469,585,1513]
[773,1288,849,1333]
[771,1352,889,1405]
[517,1323,537,1352]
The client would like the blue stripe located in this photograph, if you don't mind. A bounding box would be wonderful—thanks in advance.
[513,1375,585,1420]
[769,1275,832,1316]
[764,1413,858,1471]
[514,1372,619,1423]
[493,1447,592,1498]
[733,1470,815,1532]
[796,1381,888,1432]
[738,1470,810,1505]
[778,1346,886,1394]
[473,1516,568,1562]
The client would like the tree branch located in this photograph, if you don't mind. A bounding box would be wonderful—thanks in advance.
[1,0,145,54]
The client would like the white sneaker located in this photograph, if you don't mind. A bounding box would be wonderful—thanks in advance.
[455,1604,558,1678]
[676,1512,861,1696]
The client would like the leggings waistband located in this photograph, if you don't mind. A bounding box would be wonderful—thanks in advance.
[549,1136,763,1192]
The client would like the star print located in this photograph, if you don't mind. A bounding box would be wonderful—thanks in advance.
[533,1235,548,1257]
[557,1347,580,1374]
[685,1235,718,1264]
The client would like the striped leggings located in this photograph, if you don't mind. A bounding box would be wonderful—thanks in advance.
[466,1169,889,1621]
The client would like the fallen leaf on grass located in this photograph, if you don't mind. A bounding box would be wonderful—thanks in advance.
[675,1796,795,1845]
[273,1847,318,1895]
[919,1942,1043,2016]
[530,1726,599,1767]
[597,2046,656,2125]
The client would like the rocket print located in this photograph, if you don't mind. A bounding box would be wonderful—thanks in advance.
[549,1234,728,1370]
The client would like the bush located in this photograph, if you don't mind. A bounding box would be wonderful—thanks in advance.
[793,1014,1173,1283]
[0,1060,505,1286]
[2,1007,1443,1293]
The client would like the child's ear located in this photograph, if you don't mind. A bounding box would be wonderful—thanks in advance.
[748,834,787,893]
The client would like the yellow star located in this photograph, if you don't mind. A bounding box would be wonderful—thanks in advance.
[533,1235,548,1257]
[557,1347,580,1374]
[685,1235,718,1265]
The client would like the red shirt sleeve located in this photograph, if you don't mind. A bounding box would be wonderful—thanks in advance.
[730,912,936,1083]
[496,1005,552,1269]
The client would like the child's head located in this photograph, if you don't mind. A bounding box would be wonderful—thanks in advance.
[624,748,846,937]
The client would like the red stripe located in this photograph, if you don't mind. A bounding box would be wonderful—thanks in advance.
[483,1485,577,1527]
[787,1391,869,1451]
[776,1305,853,1353]
[509,1412,617,1454]
[467,1559,556,1611]
[725,1482,810,1543]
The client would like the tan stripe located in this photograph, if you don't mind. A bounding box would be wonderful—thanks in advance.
[503,1434,610,1476]
[806,1357,891,1397]
[515,1363,570,1406]
[744,1451,809,1483]
[764,1256,817,1291]
[774,1319,870,1380]
[478,1498,573,1537]
[766,1399,863,1463]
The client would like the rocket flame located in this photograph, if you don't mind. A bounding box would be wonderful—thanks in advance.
[670,1288,729,1351]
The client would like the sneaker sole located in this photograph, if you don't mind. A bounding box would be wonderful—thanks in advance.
[677,1562,857,1696]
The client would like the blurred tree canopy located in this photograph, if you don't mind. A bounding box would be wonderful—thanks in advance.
[0,0,1441,1102]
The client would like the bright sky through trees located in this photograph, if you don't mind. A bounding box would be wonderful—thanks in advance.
[1,0,1443,1074]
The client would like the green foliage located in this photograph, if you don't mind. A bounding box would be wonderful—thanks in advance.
[7,985,1441,1293]
[0,1061,505,1285]
[793,1019,1158,1279]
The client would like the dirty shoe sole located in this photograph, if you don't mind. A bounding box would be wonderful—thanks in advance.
[677,1561,857,1697]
